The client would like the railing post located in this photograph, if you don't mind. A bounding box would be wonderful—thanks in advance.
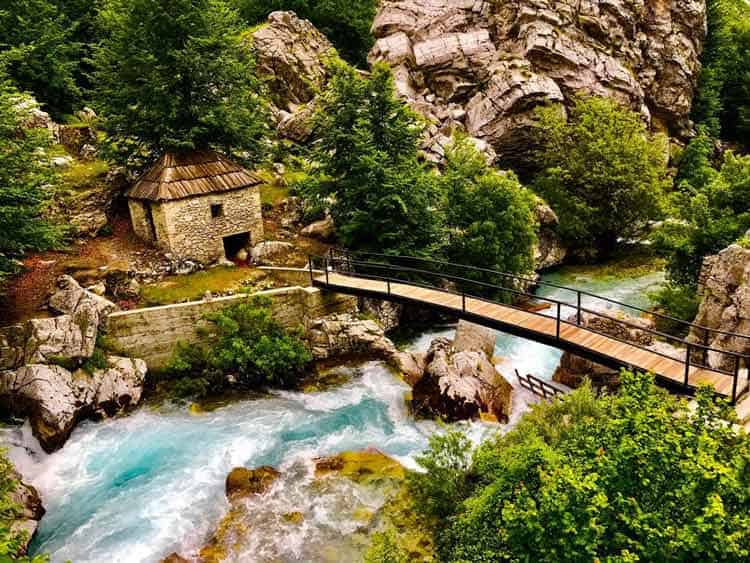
[462,293,466,313]
[703,330,709,367]
[387,278,391,296]
[684,343,691,387]
[576,292,582,325]
[325,258,329,285]
[308,255,314,285]
[732,354,740,404]
[556,302,561,340]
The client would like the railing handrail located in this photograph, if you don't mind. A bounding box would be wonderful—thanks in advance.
[321,254,748,364]
[329,248,750,342]
[309,253,750,403]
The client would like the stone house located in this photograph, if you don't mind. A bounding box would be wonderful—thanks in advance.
[126,150,264,263]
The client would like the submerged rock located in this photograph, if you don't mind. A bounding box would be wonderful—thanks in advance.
[225,466,281,499]
[314,450,405,484]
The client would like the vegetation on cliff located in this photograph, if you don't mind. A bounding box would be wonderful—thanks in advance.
[0,451,46,562]
[370,372,750,562]
[0,70,64,286]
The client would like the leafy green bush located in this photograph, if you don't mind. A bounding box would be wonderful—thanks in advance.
[648,283,702,337]
[233,0,377,66]
[533,96,669,260]
[442,137,537,294]
[301,60,443,257]
[406,372,750,562]
[168,295,312,393]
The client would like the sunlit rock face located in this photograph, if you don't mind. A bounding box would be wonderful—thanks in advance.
[370,0,706,168]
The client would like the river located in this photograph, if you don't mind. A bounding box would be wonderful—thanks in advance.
[2,265,664,562]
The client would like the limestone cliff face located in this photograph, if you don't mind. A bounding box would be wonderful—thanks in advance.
[370,0,706,167]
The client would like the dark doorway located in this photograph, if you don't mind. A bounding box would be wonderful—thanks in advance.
[223,232,250,261]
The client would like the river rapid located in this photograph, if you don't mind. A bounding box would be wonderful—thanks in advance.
[2,266,664,563]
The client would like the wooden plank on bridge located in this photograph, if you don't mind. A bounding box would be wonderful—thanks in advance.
[318,272,741,400]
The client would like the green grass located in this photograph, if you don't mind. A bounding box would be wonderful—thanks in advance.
[140,267,268,306]
[62,159,109,190]
[552,248,665,282]
[260,184,291,206]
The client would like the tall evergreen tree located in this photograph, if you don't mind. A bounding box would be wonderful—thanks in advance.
[92,0,269,162]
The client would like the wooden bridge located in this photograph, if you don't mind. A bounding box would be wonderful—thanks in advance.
[309,250,750,404]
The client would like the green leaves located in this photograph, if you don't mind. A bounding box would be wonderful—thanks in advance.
[408,373,750,562]
[92,0,269,161]
[533,96,669,261]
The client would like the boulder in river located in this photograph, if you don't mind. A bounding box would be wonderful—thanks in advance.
[314,450,405,484]
[0,357,146,452]
[225,466,281,500]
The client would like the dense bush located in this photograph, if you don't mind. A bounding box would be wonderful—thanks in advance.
[168,295,311,394]
[654,150,750,287]
[692,0,750,151]
[396,372,750,562]
[533,97,669,261]
[648,283,702,337]
[300,60,443,257]
[0,69,65,287]
[92,0,269,162]
[442,137,537,290]
[233,0,377,66]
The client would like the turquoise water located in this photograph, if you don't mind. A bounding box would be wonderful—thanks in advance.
[4,266,664,563]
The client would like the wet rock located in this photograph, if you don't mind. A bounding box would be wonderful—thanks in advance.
[314,450,405,484]
[687,245,750,371]
[8,467,45,556]
[412,337,513,422]
[359,298,403,332]
[301,216,335,241]
[225,466,280,500]
[307,314,398,361]
[0,357,146,452]
[370,0,706,166]
[161,553,190,563]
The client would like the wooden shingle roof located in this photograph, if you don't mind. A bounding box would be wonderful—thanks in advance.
[126,150,264,202]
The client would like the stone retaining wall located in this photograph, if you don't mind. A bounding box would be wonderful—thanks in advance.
[105,287,357,369]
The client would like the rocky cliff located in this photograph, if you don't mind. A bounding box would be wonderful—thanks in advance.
[370,0,706,167]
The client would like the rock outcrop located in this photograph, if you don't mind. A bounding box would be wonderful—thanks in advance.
[0,357,146,451]
[689,245,750,372]
[300,216,335,241]
[250,11,335,141]
[307,314,398,361]
[534,199,567,270]
[412,321,512,422]
[8,468,45,556]
[360,298,403,332]
[225,466,280,499]
[370,0,706,167]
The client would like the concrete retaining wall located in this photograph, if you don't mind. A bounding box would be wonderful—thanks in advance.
[105,286,357,369]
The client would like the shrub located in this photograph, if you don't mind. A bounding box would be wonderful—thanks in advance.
[168,295,312,392]
[407,372,750,562]
[649,283,702,337]
[533,96,669,260]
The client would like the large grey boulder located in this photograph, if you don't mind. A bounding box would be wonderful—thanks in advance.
[534,199,567,270]
[412,337,512,422]
[369,0,706,167]
[0,357,146,452]
[307,314,398,360]
[48,275,119,322]
[689,245,750,372]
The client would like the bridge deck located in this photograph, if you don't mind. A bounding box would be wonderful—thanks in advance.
[316,272,736,398]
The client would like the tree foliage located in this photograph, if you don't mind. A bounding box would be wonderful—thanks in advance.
[300,60,443,256]
[233,0,377,66]
[0,0,82,117]
[92,0,269,161]
[442,137,537,283]
[692,0,750,150]
[533,97,669,260]
[654,150,750,286]
[406,372,750,562]
[168,295,312,393]
[0,69,64,287]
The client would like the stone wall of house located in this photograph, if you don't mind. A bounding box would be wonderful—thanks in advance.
[135,186,264,264]
[105,286,357,369]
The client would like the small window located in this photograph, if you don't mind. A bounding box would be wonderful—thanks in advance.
[210,203,223,218]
